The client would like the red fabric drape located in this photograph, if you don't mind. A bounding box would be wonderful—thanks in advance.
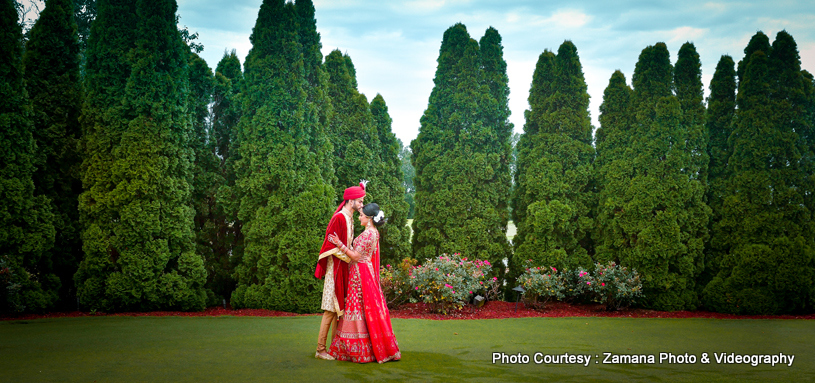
[314,212,350,312]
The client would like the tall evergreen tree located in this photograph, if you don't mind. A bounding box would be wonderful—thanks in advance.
[675,42,708,184]
[209,50,243,304]
[593,70,633,264]
[370,94,411,264]
[74,0,137,310]
[296,0,334,186]
[75,0,206,312]
[701,55,736,287]
[213,50,242,164]
[736,32,771,85]
[511,51,555,267]
[510,41,595,285]
[229,0,335,313]
[0,0,56,314]
[478,26,513,266]
[674,42,709,297]
[324,49,378,196]
[188,52,222,306]
[704,31,815,314]
[22,0,83,309]
[599,43,709,311]
[411,24,511,275]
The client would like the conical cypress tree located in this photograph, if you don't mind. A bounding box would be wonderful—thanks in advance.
[674,42,710,298]
[510,41,595,279]
[0,0,56,314]
[737,32,771,85]
[478,26,513,268]
[701,55,736,286]
[188,52,222,306]
[216,50,242,84]
[704,31,815,314]
[511,50,555,267]
[411,23,510,274]
[74,0,137,311]
[75,0,206,312]
[370,94,411,265]
[324,49,378,197]
[675,42,708,184]
[602,43,709,311]
[296,0,334,186]
[230,0,335,313]
[593,70,633,264]
[296,0,320,90]
[209,50,243,303]
[213,50,242,165]
[22,0,83,310]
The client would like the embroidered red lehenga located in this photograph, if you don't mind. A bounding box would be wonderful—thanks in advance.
[329,228,401,363]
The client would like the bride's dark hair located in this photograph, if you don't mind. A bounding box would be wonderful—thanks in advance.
[362,203,387,227]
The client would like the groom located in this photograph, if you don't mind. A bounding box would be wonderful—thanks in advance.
[314,182,366,360]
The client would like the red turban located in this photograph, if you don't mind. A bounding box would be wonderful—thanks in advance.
[334,181,367,214]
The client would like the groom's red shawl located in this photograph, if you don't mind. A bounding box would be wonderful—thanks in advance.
[314,212,350,312]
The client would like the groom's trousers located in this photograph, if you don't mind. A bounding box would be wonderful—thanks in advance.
[317,310,338,352]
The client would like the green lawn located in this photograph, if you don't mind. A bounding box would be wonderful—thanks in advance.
[2,316,813,382]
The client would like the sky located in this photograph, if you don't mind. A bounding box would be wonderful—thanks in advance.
[23,0,815,146]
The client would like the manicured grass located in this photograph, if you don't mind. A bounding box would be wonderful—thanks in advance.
[2,316,813,382]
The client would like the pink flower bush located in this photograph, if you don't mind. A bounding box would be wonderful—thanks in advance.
[409,253,500,314]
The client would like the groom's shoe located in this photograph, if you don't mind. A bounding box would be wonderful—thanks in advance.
[315,351,335,360]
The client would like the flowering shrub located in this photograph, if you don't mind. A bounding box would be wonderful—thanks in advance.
[379,258,418,309]
[516,260,565,309]
[517,260,644,311]
[586,261,643,311]
[409,253,498,314]
[561,267,594,303]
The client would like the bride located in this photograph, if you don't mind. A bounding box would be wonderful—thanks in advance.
[327,203,401,363]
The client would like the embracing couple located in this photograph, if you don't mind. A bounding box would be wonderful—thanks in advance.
[313,181,401,363]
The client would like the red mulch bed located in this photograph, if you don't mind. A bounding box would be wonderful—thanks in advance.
[3,301,814,321]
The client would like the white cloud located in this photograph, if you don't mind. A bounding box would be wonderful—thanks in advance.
[395,0,474,14]
[548,9,591,28]
[702,2,727,13]
[665,26,708,45]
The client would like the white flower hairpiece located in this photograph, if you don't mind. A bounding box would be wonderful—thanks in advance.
[374,210,385,222]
